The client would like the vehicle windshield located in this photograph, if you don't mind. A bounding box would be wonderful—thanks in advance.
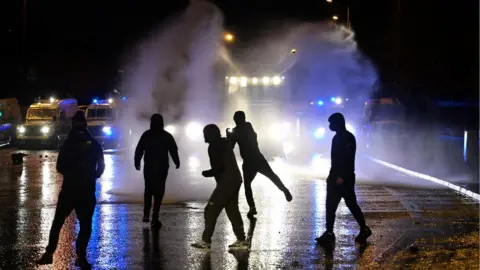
[87,108,115,119]
[27,109,57,119]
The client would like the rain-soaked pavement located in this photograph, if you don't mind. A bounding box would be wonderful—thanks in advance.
[0,148,478,269]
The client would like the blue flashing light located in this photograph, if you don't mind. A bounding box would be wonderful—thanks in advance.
[93,99,98,104]
[330,97,336,102]
[121,96,127,101]
[317,100,324,106]
[314,127,326,139]
[102,126,112,136]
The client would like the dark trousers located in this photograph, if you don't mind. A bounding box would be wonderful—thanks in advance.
[46,190,96,257]
[325,178,366,233]
[144,169,168,219]
[242,157,288,209]
[202,183,245,243]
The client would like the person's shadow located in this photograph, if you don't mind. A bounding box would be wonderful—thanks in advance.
[229,217,257,269]
[143,228,166,270]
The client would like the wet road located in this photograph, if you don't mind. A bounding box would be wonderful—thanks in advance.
[0,148,478,269]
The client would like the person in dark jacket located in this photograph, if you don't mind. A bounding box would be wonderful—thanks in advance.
[316,113,372,247]
[226,111,292,218]
[191,124,248,250]
[135,113,180,228]
[36,111,105,269]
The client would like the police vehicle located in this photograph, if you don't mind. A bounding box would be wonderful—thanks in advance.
[85,98,126,149]
[0,98,22,146]
[16,97,78,148]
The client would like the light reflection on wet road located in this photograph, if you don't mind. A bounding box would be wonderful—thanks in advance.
[0,148,478,269]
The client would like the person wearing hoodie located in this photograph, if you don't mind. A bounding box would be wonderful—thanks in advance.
[316,113,372,247]
[191,124,248,250]
[134,113,180,228]
[226,111,292,218]
[36,110,105,269]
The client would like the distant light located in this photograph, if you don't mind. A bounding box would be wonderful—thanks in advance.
[185,122,203,141]
[272,76,281,85]
[102,126,112,136]
[333,15,338,20]
[240,76,248,87]
[330,97,336,102]
[229,77,238,85]
[335,97,342,105]
[49,97,55,103]
[326,0,333,2]
[310,102,314,105]
[121,96,127,101]
[17,126,26,134]
[314,127,326,139]
[262,76,270,85]
[283,141,294,155]
[346,123,355,134]
[165,125,176,134]
[224,33,234,42]
[108,98,113,104]
[252,77,258,85]
[93,99,98,104]
[291,48,297,54]
[317,100,324,106]
[188,156,200,170]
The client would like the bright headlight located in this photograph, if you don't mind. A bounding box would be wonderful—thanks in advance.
[102,126,112,136]
[272,76,281,85]
[262,76,270,85]
[268,122,290,140]
[240,76,248,87]
[41,126,50,134]
[335,97,343,105]
[229,77,237,85]
[185,122,203,140]
[314,127,326,139]
[346,123,355,134]
[17,126,25,134]
[165,125,176,134]
[283,141,294,155]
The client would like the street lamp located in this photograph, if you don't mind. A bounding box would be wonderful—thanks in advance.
[224,32,234,43]
[332,15,339,21]
[326,0,351,30]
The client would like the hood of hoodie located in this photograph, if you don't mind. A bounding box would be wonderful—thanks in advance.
[67,128,93,142]
[150,115,164,131]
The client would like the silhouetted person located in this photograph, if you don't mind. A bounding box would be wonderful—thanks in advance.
[36,111,105,269]
[226,111,292,218]
[191,124,248,250]
[135,113,180,228]
[316,113,372,247]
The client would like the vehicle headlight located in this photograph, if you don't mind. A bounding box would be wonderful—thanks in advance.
[268,122,290,140]
[102,126,112,136]
[165,125,176,134]
[41,126,50,134]
[346,123,355,134]
[17,126,25,134]
[185,122,203,140]
[314,127,326,139]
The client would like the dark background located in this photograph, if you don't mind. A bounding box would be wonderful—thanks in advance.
[1,0,478,105]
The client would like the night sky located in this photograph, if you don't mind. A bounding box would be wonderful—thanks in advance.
[2,0,478,104]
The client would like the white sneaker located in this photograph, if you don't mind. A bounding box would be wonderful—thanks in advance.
[191,240,211,250]
[228,240,249,250]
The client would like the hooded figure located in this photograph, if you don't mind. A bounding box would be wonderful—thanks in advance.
[37,110,105,269]
[191,124,247,250]
[226,111,292,218]
[316,112,372,247]
[134,113,180,227]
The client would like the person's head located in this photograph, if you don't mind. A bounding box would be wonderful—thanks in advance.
[328,112,346,132]
[203,124,221,144]
[72,110,87,131]
[233,111,246,126]
[150,113,164,130]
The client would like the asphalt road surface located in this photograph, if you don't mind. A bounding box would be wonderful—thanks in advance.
[0,148,478,269]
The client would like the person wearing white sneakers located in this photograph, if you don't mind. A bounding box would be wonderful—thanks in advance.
[191,124,248,251]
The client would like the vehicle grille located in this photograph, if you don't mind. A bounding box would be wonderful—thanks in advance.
[24,127,46,136]
[88,126,103,137]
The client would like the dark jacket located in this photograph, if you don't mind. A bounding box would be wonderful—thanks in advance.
[229,122,262,161]
[134,120,180,172]
[56,129,105,193]
[329,130,356,181]
[203,137,242,185]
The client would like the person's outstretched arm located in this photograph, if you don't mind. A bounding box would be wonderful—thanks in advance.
[134,132,147,169]
[168,134,180,168]
[202,144,225,177]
